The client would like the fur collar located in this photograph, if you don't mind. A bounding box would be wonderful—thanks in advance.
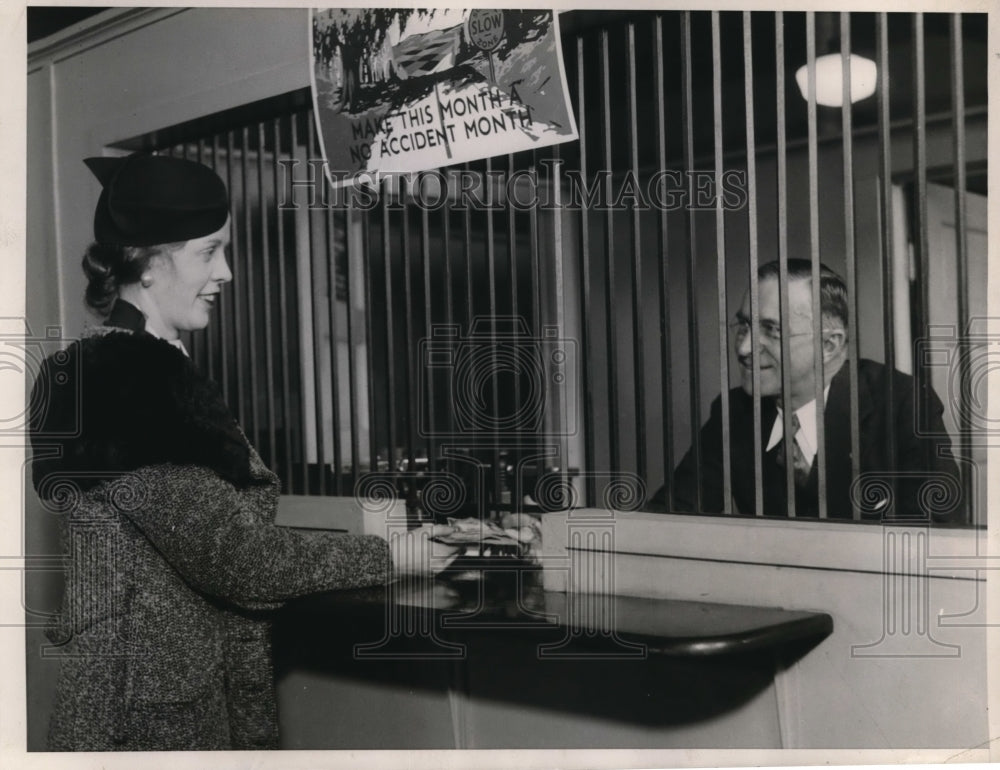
[31,327,253,496]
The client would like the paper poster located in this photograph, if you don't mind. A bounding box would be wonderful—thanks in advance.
[310,8,578,185]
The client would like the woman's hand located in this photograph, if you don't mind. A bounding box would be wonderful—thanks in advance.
[389,524,461,577]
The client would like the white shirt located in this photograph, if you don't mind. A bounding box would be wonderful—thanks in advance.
[765,385,831,469]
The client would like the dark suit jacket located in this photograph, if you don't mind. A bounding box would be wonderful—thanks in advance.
[649,359,963,522]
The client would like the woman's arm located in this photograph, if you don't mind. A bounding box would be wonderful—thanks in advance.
[116,463,391,610]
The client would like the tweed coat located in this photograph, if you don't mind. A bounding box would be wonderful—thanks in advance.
[30,301,391,751]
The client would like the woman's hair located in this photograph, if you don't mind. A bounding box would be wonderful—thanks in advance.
[82,241,182,316]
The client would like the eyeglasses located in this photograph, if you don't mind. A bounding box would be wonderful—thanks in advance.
[728,318,815,344]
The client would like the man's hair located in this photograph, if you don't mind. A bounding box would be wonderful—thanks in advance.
[757,259,848,331]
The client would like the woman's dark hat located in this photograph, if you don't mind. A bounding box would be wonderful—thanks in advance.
[84,153,230,247]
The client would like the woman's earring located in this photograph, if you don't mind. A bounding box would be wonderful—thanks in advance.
[140,274,153,288]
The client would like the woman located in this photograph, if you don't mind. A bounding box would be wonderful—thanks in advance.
[29,152,445,751]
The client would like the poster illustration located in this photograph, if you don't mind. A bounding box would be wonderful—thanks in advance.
[310,8,578,184]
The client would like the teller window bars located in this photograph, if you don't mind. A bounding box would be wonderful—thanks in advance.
[148,10,984,525]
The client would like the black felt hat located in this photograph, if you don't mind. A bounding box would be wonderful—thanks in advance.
[84,153,230,247]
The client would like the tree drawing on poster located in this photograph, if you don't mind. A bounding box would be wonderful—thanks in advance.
[310,8,578,184]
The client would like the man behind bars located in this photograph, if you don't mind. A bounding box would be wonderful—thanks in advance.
[649,259,962,522]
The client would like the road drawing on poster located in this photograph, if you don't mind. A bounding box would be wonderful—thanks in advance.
[310,8,578,185]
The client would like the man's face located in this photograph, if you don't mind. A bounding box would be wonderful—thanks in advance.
[734,276,819,406]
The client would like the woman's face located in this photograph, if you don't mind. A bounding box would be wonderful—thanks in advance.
[144,219,232,339]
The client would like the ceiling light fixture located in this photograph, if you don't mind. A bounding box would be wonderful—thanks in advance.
[795,53,878,107]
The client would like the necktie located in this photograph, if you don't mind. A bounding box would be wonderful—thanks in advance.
[774,413,811,489]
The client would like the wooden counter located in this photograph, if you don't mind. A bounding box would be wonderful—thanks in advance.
[274,564,832,748]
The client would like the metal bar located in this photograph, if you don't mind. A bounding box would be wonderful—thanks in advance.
[344,209,361,487]
[326,202,343,495]
[382,176,398,488]
[401,177,417,487]
[485,157,500,518]
[528,148,543,505]
[806,12,827,519]
[776,13,796,518]
[714,11,733,514]
[462,163,479,517]
[549,141,569,514]
[841,13,861,520]
[653,18,673,512]
[577,36,597,508]
[420,173,436,487]
[441,178,455,476]
[743,10,763,517]
[292,115,309,495]
[950,13,971,523]
[775,12,796,517]
[876,13,898,499]
[228,130,246,429]
[626,23,647,487]
[361,204,378,474]
[463,164,475,333]
[507,155,518,337]
[306,117,326,495]
[912,13,932,492]
[464,163,475,337]
[507,152,520,514]
[684,12,703,511]
[273,117,294,492]
[241,126,261,453]
[258,121,277,474]
[601,29,620,478]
